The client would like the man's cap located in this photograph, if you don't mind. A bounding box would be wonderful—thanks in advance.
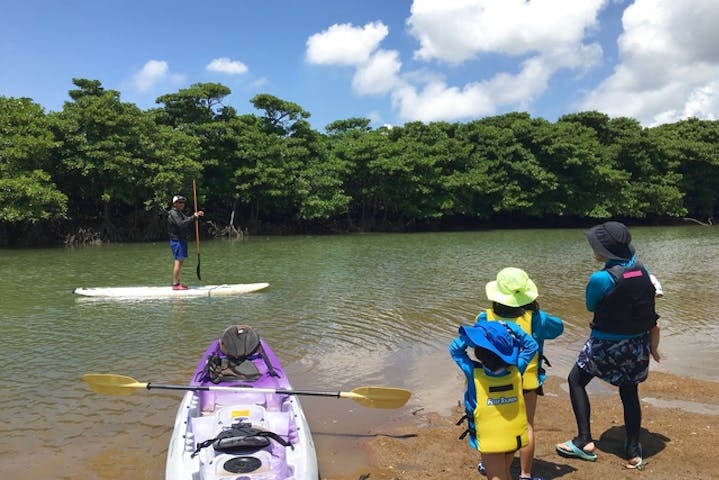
[172,195,186,204]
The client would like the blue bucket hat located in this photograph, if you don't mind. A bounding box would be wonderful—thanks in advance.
[459,320,519,366]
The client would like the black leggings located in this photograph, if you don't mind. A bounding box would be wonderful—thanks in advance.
[567,364,642,456]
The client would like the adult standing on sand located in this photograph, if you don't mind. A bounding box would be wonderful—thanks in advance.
[556,221,658,470]
[168,194,203,290]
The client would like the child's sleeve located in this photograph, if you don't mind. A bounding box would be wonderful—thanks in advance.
[449,334,474,377]
[507,322,538,374]
[535,310,564,340]
[474,311,488,324]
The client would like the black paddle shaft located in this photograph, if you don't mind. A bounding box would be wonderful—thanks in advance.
[146,383,342,398]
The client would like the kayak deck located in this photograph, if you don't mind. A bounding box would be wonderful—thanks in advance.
[165,339,318,480]
[73,283,269,299]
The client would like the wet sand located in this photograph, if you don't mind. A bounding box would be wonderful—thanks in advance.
[329,371,719,480]
[2,371,716,479]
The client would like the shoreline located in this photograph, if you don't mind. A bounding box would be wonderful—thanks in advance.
[327,371,719,480]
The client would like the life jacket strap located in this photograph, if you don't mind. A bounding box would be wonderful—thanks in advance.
[455,413,472,440]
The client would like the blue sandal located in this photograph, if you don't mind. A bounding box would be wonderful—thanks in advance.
[555,441,598,461]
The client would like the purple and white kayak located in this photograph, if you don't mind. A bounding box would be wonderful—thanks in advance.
[165,338,319,480]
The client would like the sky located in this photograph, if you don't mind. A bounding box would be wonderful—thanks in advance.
[2,0,718,131]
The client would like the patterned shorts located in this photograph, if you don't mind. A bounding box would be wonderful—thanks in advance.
[576,333,650,387]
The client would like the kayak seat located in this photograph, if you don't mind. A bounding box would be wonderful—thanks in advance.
[200,325,264,384]
[220,325,260,359]
[204,355,261,383]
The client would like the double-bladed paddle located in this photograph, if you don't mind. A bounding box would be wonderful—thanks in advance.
[82,373,411,409]
[192,179,201,280]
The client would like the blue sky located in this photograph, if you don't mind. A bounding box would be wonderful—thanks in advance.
[2,0,718,131]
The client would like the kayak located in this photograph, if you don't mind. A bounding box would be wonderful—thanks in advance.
[73,283,269,299]
[165,327,319,480]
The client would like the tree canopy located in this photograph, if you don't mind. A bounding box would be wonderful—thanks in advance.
[1,79,717,246]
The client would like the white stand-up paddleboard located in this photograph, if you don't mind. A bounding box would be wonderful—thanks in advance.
[73,283,269,299]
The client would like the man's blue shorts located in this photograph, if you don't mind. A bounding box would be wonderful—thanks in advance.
[170,240,188,260]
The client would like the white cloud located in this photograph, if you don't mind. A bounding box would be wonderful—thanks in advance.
[352,50,402,95]
[130,60,185,93]
[306,21,388,66]
[131,60,169,92]
[307,1,606,124]
[391,56,561,122]
[392,81,495,123]
[683,82,719,120]
[206,57,248,75]
[407,0,605,65]
[391,56,557,123]
[485,56,554,106]
[249,77,268,89]
[580,0,719,125]
[365,110,383,124]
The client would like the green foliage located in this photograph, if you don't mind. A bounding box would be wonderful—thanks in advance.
[2,80,718,244]
[325,117,371,135]
[250,93,310,136]
[0,96,67,222]
[0,170,67,222]
[155,82,232,126]
[655,118,719,219]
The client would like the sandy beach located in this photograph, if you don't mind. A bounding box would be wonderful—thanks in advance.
[329,371,719,480]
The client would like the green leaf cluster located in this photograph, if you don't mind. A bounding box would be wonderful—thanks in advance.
[1,79,718,245]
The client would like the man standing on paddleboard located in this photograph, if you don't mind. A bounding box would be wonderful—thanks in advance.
[168,195,203,290]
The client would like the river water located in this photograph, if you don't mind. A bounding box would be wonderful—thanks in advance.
[1,226,717,479]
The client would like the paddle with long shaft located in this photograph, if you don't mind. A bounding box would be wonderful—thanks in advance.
[192,179,201,280]
[82,373,411,409]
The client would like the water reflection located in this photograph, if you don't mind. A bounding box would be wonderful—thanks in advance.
[0,226,717,478]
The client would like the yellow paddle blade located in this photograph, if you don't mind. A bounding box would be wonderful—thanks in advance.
[82,373,412,408]
[82,373,149,396]
[341,386,412,409]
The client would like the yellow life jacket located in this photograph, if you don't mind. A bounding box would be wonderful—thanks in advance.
[472,366,528,453]
[487,309,539,390]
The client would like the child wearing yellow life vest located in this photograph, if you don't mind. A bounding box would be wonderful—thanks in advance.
[476,267,564,480]
[450,320,538,480]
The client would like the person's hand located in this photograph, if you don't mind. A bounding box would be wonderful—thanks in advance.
[194,210,204,217]
[650,349,661,362]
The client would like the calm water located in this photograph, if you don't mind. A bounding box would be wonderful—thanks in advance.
[1,227,717,479]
